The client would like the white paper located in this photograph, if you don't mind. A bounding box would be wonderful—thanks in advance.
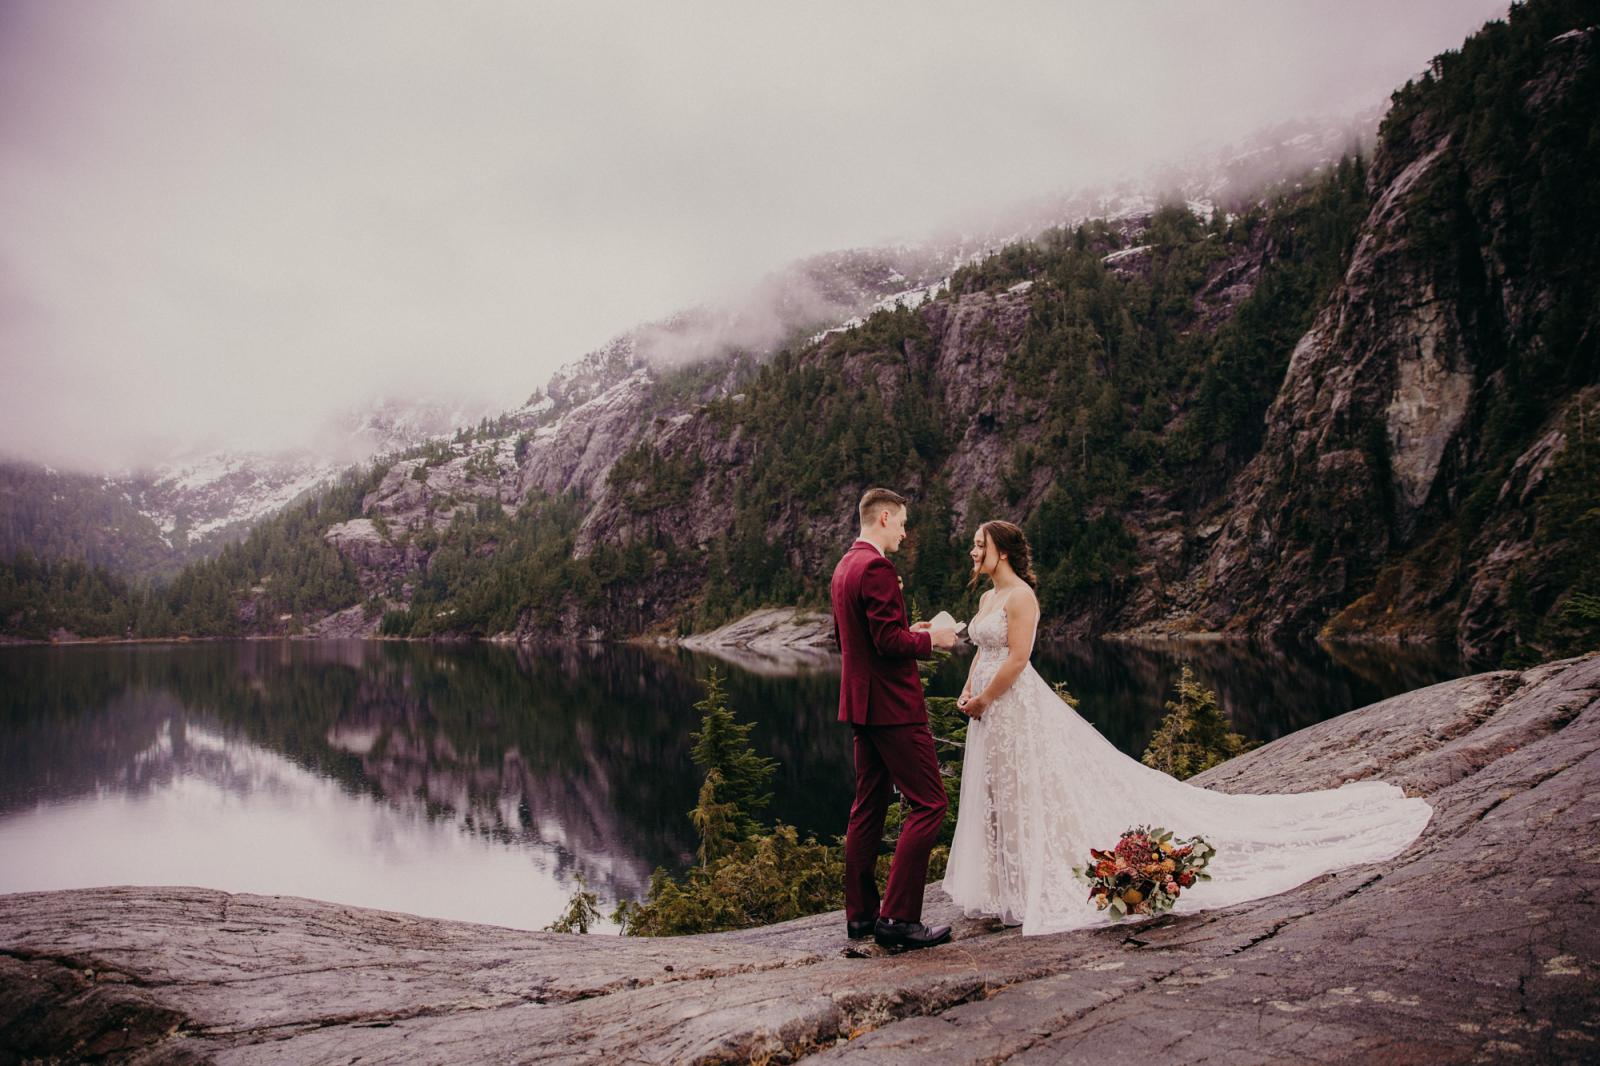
[929,610,966,632]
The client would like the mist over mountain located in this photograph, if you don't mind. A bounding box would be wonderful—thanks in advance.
[0,106,1379,583]
[0,395,492,581]
[0,1,1509,474]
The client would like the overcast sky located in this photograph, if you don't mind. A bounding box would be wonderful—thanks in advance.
[0,0,1509,473]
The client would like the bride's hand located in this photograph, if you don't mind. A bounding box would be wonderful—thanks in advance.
[961,695,987,719]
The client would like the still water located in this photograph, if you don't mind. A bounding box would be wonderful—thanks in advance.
[0,637,1464,931]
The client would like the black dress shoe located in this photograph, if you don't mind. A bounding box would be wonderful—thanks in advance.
[847,919,877,940]
[873,918,952,951]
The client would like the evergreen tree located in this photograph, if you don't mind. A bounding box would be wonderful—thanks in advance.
[687,668,778,838]
[1141,665,1258,779]
[688,769,740,867]
[543,874,604,934]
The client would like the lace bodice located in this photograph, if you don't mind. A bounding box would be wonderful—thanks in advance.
[967,592,1026,690]
[968,597,1011,654]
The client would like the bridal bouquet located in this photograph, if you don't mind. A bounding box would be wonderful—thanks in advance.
[1072,825,1214,919]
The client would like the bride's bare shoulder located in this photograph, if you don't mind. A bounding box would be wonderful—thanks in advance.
[1009,584,1040,614]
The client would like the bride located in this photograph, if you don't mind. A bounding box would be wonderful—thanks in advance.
[941,520,1433,935]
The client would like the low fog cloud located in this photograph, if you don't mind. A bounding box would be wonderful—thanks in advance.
[0,0,1509,472]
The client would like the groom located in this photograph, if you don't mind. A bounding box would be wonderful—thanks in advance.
[831,488,958,951]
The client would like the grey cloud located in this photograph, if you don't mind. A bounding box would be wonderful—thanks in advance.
[0,0,1510,473]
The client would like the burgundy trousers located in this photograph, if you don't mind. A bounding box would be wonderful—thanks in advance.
[845,721,948,924]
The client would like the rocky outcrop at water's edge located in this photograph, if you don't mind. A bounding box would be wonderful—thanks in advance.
[673,607,839,674]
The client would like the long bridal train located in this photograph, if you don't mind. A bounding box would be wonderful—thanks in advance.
[942,602,1434,935]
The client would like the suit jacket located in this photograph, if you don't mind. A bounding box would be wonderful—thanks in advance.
[831,539,934,726]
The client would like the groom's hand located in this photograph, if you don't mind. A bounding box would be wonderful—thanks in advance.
[929,626,957,650]
[911,621,932,631]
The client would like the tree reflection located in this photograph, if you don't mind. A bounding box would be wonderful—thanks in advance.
[0,635,1463,909]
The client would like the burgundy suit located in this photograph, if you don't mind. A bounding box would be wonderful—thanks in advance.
[830,539,946,924]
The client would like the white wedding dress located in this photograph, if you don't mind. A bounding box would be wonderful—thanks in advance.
[942,590,1434,935]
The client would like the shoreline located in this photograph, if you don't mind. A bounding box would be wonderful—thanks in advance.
[3,603,1457,654]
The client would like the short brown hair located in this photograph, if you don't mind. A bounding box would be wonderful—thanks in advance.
[858,487,907,527]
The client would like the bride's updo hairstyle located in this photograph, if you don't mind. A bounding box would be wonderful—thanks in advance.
[969,520,1037,592]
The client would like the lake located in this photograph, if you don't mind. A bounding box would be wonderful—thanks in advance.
[0,636,1464,932]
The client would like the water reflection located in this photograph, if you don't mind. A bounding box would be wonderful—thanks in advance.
[0,715,577,931]
[0,636,1463,930]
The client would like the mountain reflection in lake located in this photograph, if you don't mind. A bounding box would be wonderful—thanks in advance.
[0,636,1463,931]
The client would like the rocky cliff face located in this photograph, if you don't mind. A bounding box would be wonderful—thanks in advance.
[1160,130,1475,637]
[1149,25,1599,659]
